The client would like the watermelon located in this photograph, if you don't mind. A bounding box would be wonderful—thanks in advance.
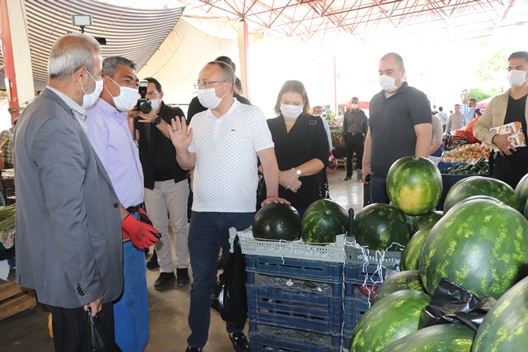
[354,203,411,250]
[400,223,434,271]
[351,290,431,352]
[472,275,528,352]
[252,203,301,240]
[515,172,528,212]
[379,324,475,352]
[386,156,443,215]
[419,198,528,299]
[301,199,348,243]
[406,211,442,234]
[372,270,425,304]
[443,176,520,213]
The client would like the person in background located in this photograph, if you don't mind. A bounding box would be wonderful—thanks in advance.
[474,51,528,189]
[467,98,477,124]
[14,33,123,352]
[313,105,333,154]
[133,77,191,291]
[362,52,432,203]
[432,105,437,115]
[428,113,444,165]
[435,106,448,132]
[187,56,250,123]
[340,97,368,181]
[264,80,329,217]
[445,104,466,135]
[0,108,19,169]
[169,60,286,352]
[234,77,244,96]
[86,56,160,352]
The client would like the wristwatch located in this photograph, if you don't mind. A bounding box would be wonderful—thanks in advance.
[153,116,162,125]
[295,169,302,177]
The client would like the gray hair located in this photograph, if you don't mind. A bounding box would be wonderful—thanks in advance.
[102,56,137,78]
[48,33,100,80]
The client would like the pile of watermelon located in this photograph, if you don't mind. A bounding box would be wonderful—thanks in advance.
[252,199,348,244]
[349,157,528,351]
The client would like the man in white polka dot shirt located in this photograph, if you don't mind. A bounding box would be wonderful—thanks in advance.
[168,61,288,352]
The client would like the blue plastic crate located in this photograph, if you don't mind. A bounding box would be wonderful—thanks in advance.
[249,323,341,351]
[247,283,343,335]
[344,263,388,295]
[342,294,372,350]
[245,255,344,284]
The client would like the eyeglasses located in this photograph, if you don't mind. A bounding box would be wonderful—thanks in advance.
[194,80,226,89]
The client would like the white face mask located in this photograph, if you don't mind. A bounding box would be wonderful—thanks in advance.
[107,77,138,112]
[280,104,303,119]
[507,70,527,88]
[379,72,401,92]
[81,71,103,108]
[150,97,160,111]
[351,104,359,110]
[197,83,226,109]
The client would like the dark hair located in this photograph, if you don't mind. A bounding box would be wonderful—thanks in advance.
[215,56,236,73]
[508,51,528,62]
[469,98,477,103]
[438,106,443,111]
[273,80,310,115]
[454,104,461,107]
[145,77,162,92]
[207,61,235,93]
[235,77,242,91]
[381,52,405,69]
[102,56,136,77]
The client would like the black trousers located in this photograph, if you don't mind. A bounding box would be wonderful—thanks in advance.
[345,133,364,177]
[493,156,528,189]
[48,301,114,352]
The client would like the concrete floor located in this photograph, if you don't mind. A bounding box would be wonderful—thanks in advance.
[0,167,364,352]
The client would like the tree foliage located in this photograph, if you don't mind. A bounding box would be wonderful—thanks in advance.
[468,88,500,102]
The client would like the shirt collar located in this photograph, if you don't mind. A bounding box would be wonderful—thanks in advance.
[90,97,128,120]
[46,86,85,117]
[206,99,241,119]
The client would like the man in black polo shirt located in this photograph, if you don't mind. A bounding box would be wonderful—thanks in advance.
[340,97,368,181]
[134,77,191,291]
[362,52,432,203]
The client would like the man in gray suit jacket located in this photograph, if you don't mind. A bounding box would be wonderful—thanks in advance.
[14,33,123,352]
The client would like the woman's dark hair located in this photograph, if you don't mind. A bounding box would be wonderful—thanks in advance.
[273,80,310,115]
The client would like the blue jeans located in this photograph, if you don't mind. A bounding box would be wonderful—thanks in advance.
[187,211,254,348]
[370,178,390,204]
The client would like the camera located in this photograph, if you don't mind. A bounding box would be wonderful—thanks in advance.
[137,80,152,114]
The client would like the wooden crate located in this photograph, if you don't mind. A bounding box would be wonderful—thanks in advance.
[0,279,37,321]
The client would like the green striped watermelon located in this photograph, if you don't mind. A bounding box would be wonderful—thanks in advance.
[387,156,443,215]
[472,275,528,351]
[514,172,528,212]
[443,176,520,213]
[405,211,442,234]
[400,223,434,271]
[301,199,348,243]
[419,198,528,299]
[252,203,301,240]
[351,290,431,352]
[379,324,475,352]
[372,270,425,304]
[354,203,411,250]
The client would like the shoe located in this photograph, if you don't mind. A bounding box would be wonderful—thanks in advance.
[229,332,250,352]
[154,272,175,291]
[146,250,160,270]
[344,176,351,181]
[185,347,202,352]
[176,268,190,287]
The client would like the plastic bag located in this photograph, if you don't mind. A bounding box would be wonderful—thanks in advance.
[328,153,338,170]
[83,308,122,352]
[419,278,496,331]
[211,235,247,327]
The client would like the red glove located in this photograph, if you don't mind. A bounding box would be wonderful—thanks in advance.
[137,208,153,225]
[122,214,161,249]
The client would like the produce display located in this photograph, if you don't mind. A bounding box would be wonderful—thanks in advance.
[372,270,425,304]
[441,143,490,163]
[514,173,528,213]
[354,203,411,251]
[0,204,16,251]
[386,156,442,215]
[405,211,442,234]
[252,203,301,241]
[400,223,434,271]
[472,275,528,351]
[443,176,520,212]
[378,324,475,352]
[419,198,528,299]
[351,290,431,352]
[301,199,348,243]
[439,156,489,174]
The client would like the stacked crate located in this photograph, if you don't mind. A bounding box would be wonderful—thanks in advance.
[342,245,401,350]
[230,229,347,351]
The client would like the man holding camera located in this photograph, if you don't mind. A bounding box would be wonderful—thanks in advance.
[86,56,160,352]
[133,77,191,291]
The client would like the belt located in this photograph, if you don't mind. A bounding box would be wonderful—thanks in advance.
[346,132,362,136]
[122,203,144,242]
